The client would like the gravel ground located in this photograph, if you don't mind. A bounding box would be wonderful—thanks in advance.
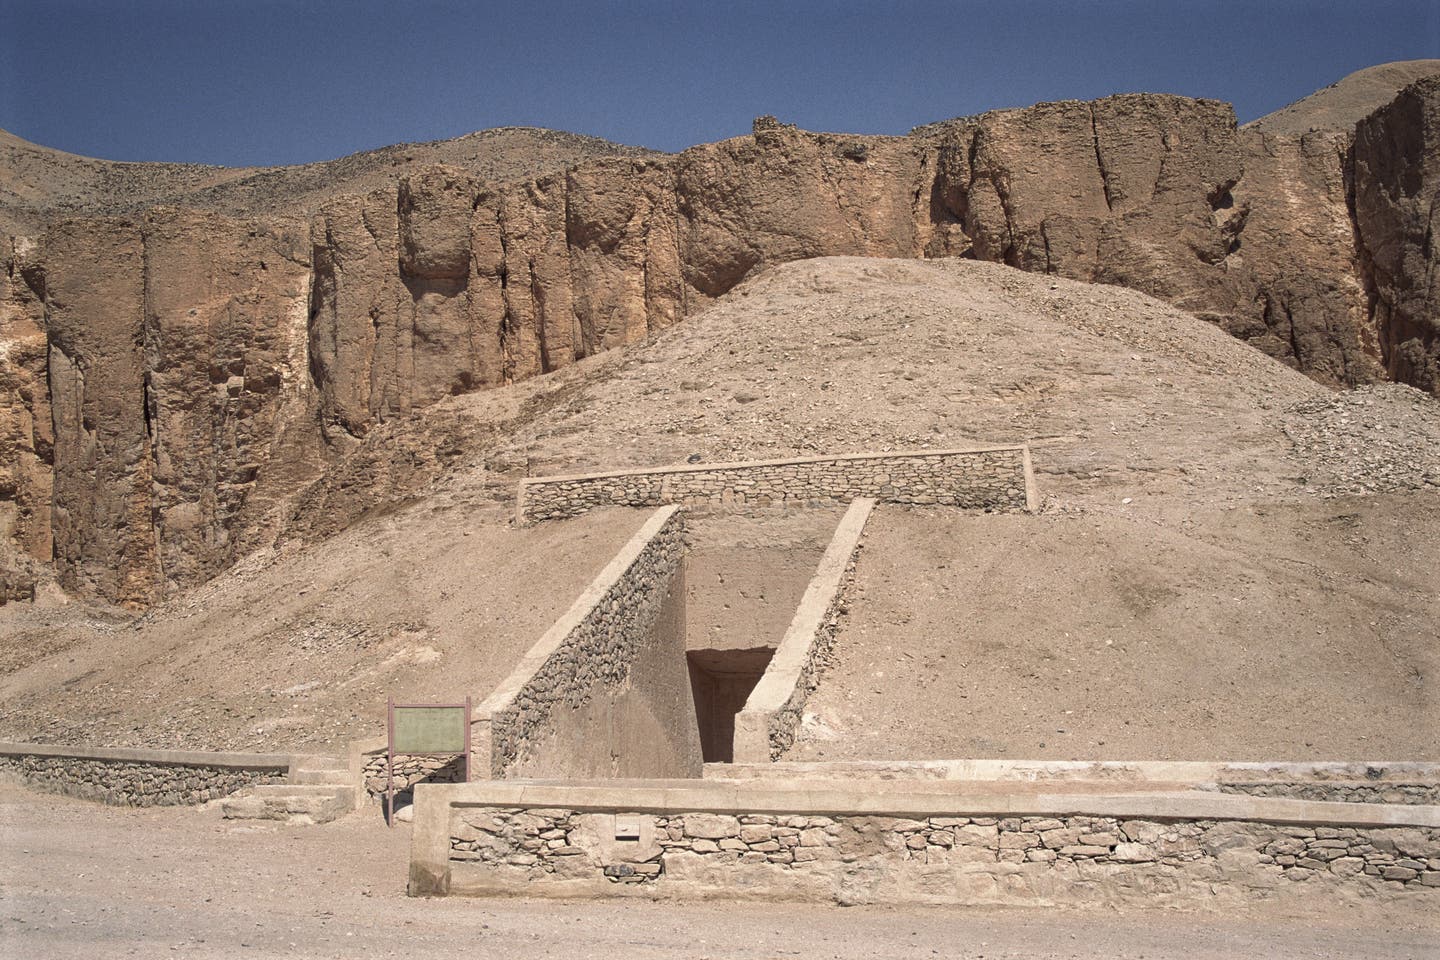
[1283,384,1440,497]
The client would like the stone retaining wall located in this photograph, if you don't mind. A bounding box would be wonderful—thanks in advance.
[409,780,1440,904]
[363,754,466,800]
[475,505,697,778]
[444,807,1440,898]
[1219,782,1440,805]
[516,446,1035,523]
[0,743,289,807]
[733,499,873,762]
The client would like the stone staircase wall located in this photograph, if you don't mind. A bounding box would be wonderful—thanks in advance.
[0,741,289,807]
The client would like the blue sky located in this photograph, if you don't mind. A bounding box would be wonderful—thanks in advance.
[1,0,1436,166]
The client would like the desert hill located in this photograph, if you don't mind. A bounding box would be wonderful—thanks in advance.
[1245,59,1440,134]
[0,124,655,235]
[0,257,1435,761]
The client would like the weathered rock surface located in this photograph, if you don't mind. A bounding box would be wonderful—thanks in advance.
[4,69,1440,605]
[5,212,319,606]
[0,236,50,601]
[1354,75,1440,392]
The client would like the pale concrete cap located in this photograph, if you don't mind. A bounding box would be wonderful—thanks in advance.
[713,758,1440,784]
[0,740,293,770]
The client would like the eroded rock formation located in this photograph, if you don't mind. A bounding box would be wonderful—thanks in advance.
[1354,76,1440,393]
[3,79,1439,605]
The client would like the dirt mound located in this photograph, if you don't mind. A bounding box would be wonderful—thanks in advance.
[0,507,645,751]
[1245,60,1440,135]
[3,256,1435,757]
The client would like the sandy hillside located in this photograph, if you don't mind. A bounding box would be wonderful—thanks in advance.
[1245,59,1440,134]
[0,506,646,751]
[790,496,1440,763]
[1,256,1436,760]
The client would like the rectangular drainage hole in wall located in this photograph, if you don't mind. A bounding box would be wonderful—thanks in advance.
[687,647,775,763]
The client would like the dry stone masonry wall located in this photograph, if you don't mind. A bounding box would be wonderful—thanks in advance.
[363,754,466,800]
[443,806,1440,902]
[0,753,285,807]
[733,498,873,762]
[760,551,860,760]
[1218,781,1440,805]
[483,507,687,775]
[518,448,1032,523]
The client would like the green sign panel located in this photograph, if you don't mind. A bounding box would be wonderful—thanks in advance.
[392,705,468,754]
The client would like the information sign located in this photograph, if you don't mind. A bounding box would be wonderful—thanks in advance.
[385,696,471,826]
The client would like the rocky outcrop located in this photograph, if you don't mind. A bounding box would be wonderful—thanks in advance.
[1354,75,1440,393]
[8,212,317,606]
[4,83,1439,606]
[0,236,50,601]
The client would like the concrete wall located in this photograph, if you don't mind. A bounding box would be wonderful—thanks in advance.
[713,759,1440,784]
[0,741,289,806]
[408,779,1440,905]
[734,499,873,762]
[684,544,823,653]
[475,506,702,779]
[517,446,1036,523]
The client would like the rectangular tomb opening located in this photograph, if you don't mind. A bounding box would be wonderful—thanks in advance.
[687,647,775,763]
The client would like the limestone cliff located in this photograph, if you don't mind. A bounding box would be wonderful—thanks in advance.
[3,77,1439,606]
[1354,76,1440,393]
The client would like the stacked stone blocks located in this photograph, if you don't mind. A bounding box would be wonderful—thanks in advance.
[482,507,687,776]
[517,447,1034,523]
[0,753,285,807]
[445,806,1440,894]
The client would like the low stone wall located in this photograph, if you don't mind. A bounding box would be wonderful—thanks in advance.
[475,505,699,779]
[1219,782,1440,805]
[733,498,873,762]
[363,754,466,800]
[0,742,290,807]
[409,780,1440,905]
[516,446,1036,523]
[715,759,1440,786]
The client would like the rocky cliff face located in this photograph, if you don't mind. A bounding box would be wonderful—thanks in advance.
[1354,76,1440,393]
[3,80,1438,606]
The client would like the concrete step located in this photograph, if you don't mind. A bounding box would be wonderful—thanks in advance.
[289,754,350,773]
[289,767,351,785]
[221,784,358,825]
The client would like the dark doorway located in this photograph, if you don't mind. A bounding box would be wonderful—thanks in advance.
[687,647,775,763]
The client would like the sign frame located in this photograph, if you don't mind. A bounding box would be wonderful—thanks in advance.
[386,696,472,827]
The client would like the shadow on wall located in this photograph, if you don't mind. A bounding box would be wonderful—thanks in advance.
[688,648,776,764]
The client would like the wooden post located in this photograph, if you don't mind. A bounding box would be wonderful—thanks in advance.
[386,696,396,827]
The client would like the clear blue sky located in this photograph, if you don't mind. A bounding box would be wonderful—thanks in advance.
[1,0,1436,166]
